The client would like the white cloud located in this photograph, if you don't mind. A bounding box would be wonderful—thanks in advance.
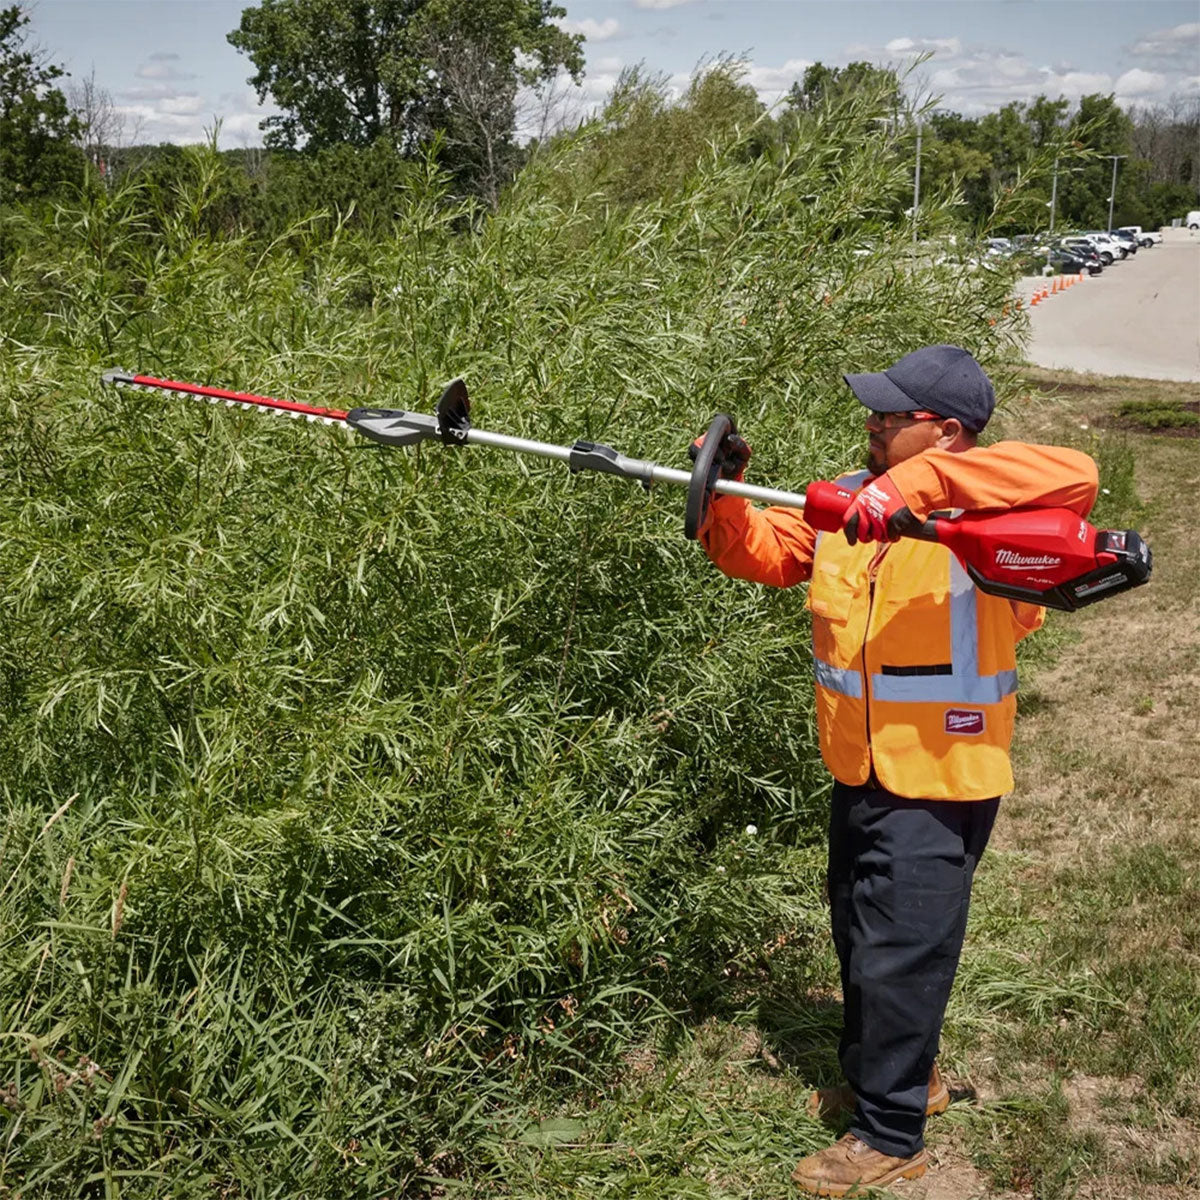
[110,82,277,148]
[634,0,697,8]
[928,67,962,90]
[1051,71,1113,96]
[1114,68,1168,99]
[1128,22,1200,65]
[743,58,813,108]
[883,36,961,58]
[557,17,621,42]
[829,32,1200,114]
[218,112,272,143]
[993,54,1033,83]
[117,84,190,102]
[135,51,196,82]
[157,94,205,116]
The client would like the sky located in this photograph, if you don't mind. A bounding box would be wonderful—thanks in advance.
[21,0,1200,150]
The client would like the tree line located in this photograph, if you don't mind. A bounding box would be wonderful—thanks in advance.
[2,1,1198,237]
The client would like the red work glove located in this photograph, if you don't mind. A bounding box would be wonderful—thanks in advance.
[689,432,753,481]
[842,473,916,545]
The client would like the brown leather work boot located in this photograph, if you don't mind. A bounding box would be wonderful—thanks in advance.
[791,1133,928,1196]
[804,1062,950,1123]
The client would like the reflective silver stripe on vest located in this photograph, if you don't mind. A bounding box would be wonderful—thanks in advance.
[813,657,863,698]
[809,472,873,700]
[869,556,1018,704]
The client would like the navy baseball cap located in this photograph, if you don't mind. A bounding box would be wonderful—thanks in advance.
[843,344,996,433]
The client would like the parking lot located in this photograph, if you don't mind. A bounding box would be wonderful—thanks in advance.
[1015,228,1200,381]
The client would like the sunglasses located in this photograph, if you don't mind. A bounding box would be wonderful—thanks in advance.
[868,409,943,426]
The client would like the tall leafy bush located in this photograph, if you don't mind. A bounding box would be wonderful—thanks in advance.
[0,75,1021,1196]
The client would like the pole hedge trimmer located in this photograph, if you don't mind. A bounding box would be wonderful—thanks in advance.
[100,370,1152,612]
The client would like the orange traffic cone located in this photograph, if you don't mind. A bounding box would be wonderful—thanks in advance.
[1078,271,1084,282]
[1030,291,1040,306]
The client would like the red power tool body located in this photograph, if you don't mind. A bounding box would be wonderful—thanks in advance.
[803,481,1152,612]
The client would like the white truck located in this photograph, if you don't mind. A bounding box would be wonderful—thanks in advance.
[1186,211,1200,230]
[1118,225,1163,247]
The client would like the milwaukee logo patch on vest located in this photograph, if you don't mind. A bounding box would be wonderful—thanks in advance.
[945,708,985,735]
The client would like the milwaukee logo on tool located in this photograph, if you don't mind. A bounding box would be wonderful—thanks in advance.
[945,709,985,735]
[994,548,1062,569]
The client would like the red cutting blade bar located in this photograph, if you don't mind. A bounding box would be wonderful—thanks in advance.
[130,374,349,422]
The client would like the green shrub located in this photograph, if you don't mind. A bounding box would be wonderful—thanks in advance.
[1114,398,1199,430]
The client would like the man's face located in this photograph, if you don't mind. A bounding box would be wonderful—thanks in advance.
[865,410,947,475]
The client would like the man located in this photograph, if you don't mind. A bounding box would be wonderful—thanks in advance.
[696,345,1098,1196]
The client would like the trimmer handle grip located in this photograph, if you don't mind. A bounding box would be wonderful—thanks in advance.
[802,480,938,540]
[685,413,735,539]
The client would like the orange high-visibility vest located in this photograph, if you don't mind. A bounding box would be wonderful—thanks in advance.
[807,472,1042,799]
[698,443,1099,801]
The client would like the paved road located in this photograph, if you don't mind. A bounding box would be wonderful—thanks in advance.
[1014,228,1200,381]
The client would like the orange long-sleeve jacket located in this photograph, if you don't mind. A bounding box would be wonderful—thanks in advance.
[699,441,1099,800]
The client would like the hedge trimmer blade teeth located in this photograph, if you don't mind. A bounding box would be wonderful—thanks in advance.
[101,368,351,425]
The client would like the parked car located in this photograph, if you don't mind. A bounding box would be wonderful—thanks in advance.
[1083,231,1128,259]
[1119,225,1162,247]
[1061,235,1114,266]
[1109,229,1139,255]
[1049,248,1102,276]
[984,237,1015,257]
[1186,210,1200,229]
[1012,233,1051,253]
[1053,240,1103,271]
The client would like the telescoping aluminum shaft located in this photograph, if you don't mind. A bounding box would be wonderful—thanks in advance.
[101,370,810,513]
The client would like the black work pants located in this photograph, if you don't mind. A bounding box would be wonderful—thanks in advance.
[828,780,999,1158]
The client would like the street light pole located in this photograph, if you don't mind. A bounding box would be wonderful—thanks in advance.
[912,120,922,245]
[1049,156,1058,235]
[1106,154,1126,233]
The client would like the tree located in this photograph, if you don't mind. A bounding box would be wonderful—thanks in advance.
[785,61,902,116]
[0,5,83,202]
[556,60,769,208]
[227,0,583,159]
[918,132,991,212]
[1056,93,1133,228]
[1024,94,1070,149]
[66,68,141,178]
